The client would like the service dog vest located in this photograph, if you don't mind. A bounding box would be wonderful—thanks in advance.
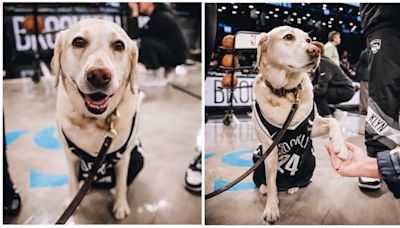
[252,101,316,191]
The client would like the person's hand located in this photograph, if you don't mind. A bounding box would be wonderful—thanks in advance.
[326,142,367,177]
[128,3,139,17]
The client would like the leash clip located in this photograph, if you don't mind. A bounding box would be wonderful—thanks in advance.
[106,109,120,138]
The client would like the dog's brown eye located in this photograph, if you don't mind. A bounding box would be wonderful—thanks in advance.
[113,40,125,51]
[306,38,311,43]
[283,34,294,41]
[72,37,87,48]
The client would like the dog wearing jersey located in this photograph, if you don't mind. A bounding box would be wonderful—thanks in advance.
[251,26,350,223]
[52,19,144,220]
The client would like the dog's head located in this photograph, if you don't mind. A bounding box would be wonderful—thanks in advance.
[256,26,320,74]
[51,18,138,117]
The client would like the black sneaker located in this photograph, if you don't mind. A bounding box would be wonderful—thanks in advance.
[185,153,201,195]
[3,185,21,216]
[358,177,381,190]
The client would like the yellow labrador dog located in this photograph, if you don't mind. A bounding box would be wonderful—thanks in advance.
[52,19,143,220]
[252,26,349,223]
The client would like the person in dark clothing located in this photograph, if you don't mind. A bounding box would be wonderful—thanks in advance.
[351,3,400,191]
[128,3,188,85]
[311,41,355,117]
[326,4,400,198]
[3,119,22,216]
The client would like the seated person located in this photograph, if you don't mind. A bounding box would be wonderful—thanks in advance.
[311,41,355,117]
[128,3,188,85]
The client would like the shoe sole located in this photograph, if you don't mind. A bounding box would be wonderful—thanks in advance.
[358,182,381,190]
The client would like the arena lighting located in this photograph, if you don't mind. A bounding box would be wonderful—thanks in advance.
[330,17,334,21]
[339,20,343,24]
[322,4,327,8]
[221,6,226,10]
[328,21,332,24]
[255,10,260,14]
[265,15,269,19]
[322,22,326,26]
[248,5,254,9]
[269,11,274,14]
[233,5,238,9]
[328,25,332,28]
[292,12,297,16]
[275,8,280,11]
[312,19,316,23]
[274,14,278,18]
[217,8,222,12]
[349,22,354,26]
[284,11,288,14]
[302,16,306,20]
[290,18,294,22]
[297,21,301,24]
[339,7,343,11]
[313,37,317,40]
[306,13,310,17]
[232,10,237,14]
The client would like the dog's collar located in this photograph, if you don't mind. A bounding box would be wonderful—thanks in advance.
[264,80,302,97]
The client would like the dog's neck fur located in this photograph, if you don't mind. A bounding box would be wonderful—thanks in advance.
[261,63,304,90]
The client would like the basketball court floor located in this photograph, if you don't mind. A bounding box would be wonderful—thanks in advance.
[3,65,202,224]
[205,113,400,225]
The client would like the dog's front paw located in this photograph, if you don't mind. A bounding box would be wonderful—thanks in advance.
[287,187,299,195]
[113,200,130,220]
[259,184,268,195]
[332,143,351,160]
[262,201,280,224]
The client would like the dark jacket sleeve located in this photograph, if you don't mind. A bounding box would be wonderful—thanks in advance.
[376,149,400,198]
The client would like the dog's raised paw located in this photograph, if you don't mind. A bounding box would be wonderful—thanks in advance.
[287,187,299,195]
[259,184,268,195]
[113,201,130,220]
[262,203,280,224]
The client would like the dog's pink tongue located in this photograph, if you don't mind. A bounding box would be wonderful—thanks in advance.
[85,94,108,106]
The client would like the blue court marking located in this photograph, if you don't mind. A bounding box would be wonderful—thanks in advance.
[33,127,62,151]
[213,178,256,192]
[205,153,216,160]
[221,149,255,167]
[29,168,68,188]
[5,129,27,146]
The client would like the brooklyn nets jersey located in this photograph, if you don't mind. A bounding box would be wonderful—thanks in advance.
[252,101,316,191]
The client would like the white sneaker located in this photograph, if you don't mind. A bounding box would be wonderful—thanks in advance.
[185,153,201,194]
[358,177,381,190]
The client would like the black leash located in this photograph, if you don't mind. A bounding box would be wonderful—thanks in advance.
[55,111,119,224]
[205,91,300,200]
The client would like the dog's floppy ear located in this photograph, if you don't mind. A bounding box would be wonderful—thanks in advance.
[128,40,139,94]
[51,31,66,88]
[256,32,268,69]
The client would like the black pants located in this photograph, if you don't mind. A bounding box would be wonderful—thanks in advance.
[365,27,400,157]
[3,118,14,206]
[139,37,185,70]
[314,85,354,116]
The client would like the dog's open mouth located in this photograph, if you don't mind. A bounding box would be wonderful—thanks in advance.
[79,90,110,115]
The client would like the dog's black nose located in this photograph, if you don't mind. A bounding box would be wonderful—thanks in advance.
[86,67,112,88]
[307,46,321,57]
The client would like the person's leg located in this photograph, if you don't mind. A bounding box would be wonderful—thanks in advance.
[365,27,400,157]
[314,93,334,117]
[359,27,400,189]
[139,37,162,70]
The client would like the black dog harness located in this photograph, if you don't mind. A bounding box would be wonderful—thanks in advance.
[252,100,317,191]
